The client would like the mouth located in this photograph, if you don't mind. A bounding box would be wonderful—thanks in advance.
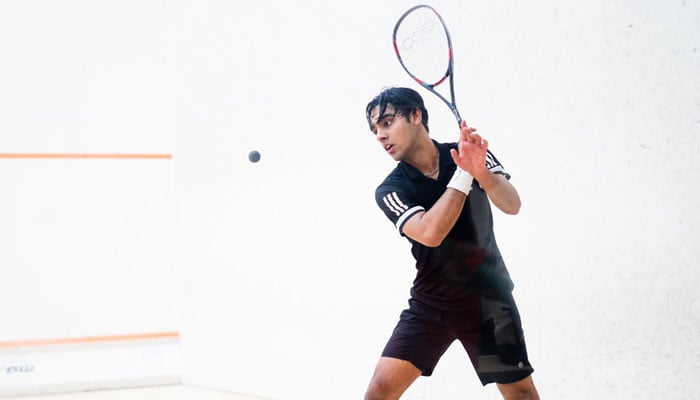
[384,144,394,153]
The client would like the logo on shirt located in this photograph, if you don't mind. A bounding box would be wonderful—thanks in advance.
[382,192,409,216]
[485,151,499,170]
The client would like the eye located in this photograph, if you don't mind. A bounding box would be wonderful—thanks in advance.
[372,113,400,135]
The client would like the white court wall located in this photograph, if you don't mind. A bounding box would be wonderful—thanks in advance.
[0,0,179,395]
[174,1,700,399]
[1,1,699,400]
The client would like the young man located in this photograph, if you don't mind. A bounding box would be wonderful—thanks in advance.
[363,87,539,400]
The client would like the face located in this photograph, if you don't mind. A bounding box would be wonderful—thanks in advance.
[369,105,420,161]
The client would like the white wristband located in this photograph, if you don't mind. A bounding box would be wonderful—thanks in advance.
[447,168,474,194]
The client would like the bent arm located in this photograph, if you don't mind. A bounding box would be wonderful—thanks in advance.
[401,187,467,247]
[454,120,521,216]
[400,121,520,247]
[472,170,521,215]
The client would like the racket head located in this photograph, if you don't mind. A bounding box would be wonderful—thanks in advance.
[392,5,454,89]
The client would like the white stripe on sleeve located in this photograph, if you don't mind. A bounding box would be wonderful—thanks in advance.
[395,206,424,231]
[382,192,409,216]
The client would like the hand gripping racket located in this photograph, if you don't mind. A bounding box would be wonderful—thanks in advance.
[393,5,462,127]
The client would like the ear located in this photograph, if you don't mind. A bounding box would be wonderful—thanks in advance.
[410,108,423,125]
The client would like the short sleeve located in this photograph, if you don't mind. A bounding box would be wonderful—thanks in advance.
[485,149,511,180]
[375,185,425,235]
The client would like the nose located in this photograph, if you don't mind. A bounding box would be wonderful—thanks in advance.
[375,128,388,141]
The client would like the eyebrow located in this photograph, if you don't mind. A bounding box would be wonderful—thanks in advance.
[376,112,398,124]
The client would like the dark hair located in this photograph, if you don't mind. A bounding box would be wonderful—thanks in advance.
[365,87,429,132]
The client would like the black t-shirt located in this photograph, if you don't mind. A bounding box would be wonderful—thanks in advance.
[375,141,515,310]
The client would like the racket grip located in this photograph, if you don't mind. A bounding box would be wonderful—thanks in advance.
[447,168,474,195]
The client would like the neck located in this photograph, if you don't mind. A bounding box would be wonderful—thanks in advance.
[408,142,439,178]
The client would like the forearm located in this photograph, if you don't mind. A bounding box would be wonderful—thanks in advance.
[402,188,466,247]
[473,170,521,215]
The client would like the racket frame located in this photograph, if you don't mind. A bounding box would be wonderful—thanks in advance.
[392,4,462,126]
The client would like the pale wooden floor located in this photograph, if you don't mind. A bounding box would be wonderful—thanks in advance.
[2,385,273,400]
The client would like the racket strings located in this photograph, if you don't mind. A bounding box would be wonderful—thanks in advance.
[394,10,450,86]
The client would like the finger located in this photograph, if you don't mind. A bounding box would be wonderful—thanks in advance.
[450,148,460,163]
[460,124,471,141]
[469,133,482,144]
[459,120,467,138]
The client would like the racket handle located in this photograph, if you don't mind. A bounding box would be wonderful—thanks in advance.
[447,168,473,195]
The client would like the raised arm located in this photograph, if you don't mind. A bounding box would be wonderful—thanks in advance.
[402,121,520,247]
[451,120,521,215]
[402,121,483,247]
[471,170,521,215]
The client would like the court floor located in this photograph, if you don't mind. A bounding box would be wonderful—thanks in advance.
[2,385,272,400]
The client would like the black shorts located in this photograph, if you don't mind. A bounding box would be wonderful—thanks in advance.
[381,294,534,385]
